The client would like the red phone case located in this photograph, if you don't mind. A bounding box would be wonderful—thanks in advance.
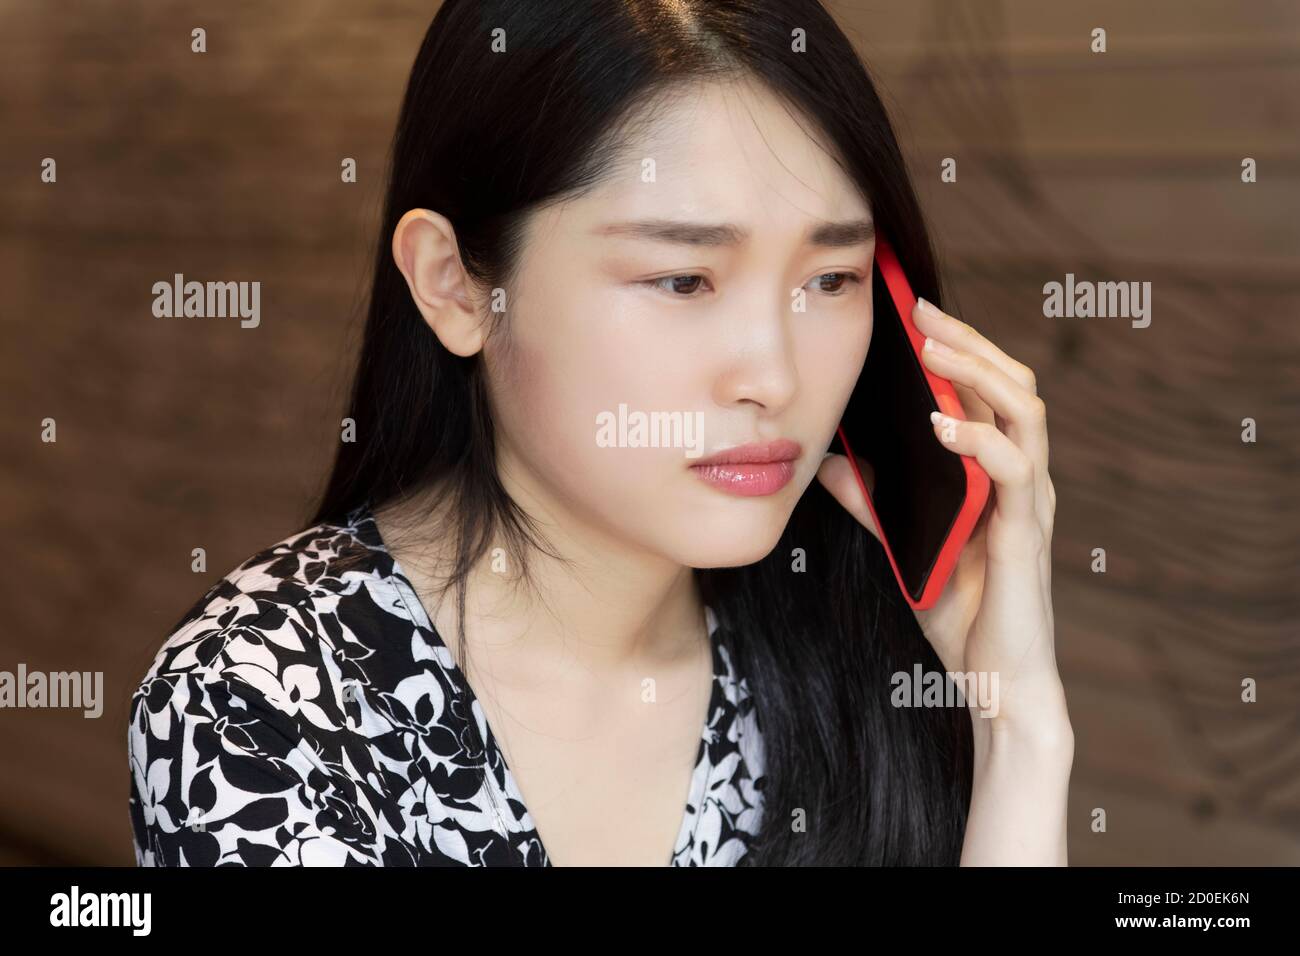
[835,233,990,611]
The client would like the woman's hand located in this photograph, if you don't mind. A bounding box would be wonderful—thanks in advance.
[817,296,1068,740]
[819,296,1072,864]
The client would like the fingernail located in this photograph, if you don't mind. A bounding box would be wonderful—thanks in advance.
[923,335,955,356]
[930,410,957,428]
[916,296,944,320]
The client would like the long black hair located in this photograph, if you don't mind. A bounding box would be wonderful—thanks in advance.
[310,0,972,865]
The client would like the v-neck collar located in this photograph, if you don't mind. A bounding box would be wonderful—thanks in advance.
[351,503,728,867]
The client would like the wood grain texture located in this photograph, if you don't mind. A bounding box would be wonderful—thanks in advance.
[0,0,1295,864]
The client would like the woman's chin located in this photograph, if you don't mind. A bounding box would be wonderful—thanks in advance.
[667,518,789,570]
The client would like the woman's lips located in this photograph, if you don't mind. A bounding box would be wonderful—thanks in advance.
[691,460,797,496]
[689,439,802,497]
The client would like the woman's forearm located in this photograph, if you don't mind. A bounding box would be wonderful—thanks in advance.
[960,701,1074,866]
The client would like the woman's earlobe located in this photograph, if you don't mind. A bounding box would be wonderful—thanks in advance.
[391,208,486,357]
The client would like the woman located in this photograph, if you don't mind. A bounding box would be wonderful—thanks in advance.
[128,0,1070,866]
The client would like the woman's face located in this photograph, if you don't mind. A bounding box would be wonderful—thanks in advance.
[484,78,875,569]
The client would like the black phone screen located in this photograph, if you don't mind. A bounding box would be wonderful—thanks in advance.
[835,265,969,601]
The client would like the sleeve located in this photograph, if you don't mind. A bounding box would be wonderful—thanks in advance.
[128,667,384,867]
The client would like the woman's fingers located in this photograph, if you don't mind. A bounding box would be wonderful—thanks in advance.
[913,298,1038,395]
[928,411,1041,548]
[920,334,1049,476]
[914,298,1047,464]
[912,298,1054,536]
[815,452,880,542]
[952,380,996,427]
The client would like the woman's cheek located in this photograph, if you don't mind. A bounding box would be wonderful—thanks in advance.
[808,316,871,423]
[495,335,651,501]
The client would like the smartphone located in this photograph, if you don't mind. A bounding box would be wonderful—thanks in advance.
[833,233,990,611]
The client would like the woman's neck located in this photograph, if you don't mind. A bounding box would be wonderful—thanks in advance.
[372,472,709,686]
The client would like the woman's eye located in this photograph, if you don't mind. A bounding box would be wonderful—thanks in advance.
[645,274,710,296]
[811,272,863,295]
[642,272,862,297]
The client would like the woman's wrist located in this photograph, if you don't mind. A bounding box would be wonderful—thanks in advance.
[962,707,1074,866]
[969,686,1074,764]
[959,682,1073,865]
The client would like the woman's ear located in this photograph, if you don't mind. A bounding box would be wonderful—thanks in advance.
[391,208,487,357]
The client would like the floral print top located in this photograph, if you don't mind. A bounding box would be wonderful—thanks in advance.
[127,505,766,866]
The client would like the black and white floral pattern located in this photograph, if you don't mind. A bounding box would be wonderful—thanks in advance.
[128,505,765,866]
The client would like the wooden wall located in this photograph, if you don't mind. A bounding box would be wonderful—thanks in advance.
[0,0,1295,864]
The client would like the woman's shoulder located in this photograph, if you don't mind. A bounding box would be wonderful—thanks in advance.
[136,505,398,693]
[126,505,429,865]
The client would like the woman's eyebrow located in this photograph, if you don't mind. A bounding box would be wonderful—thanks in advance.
[591,216,874,248]
[809,217,875,248]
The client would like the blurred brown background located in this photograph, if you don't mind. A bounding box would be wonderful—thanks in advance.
[0,0,1296,865]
